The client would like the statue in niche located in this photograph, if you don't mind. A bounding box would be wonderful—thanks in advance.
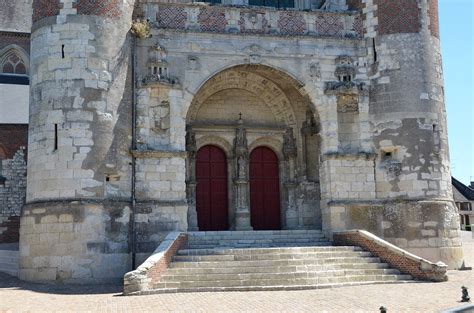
[283,127,297,160]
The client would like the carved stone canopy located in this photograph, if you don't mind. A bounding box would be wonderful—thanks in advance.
[302,111,320,135]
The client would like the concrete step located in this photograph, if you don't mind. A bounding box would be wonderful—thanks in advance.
[170,256,383,268]
[160,268,403,282]
[166,262,391,275]
[153,274,413,289]
[172,251,373,262]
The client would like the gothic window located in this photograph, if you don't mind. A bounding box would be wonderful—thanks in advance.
[0,48,28,76]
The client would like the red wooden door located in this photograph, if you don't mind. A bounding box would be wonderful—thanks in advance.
[196,145,228,231]
[250,147,281,230]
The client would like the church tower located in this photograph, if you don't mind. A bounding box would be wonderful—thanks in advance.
[20,0,136,282]
[359,0,462,267]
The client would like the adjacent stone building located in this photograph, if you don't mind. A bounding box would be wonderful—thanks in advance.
[452,177,474,231]
[14,0,464,283]
[0,0,31,243]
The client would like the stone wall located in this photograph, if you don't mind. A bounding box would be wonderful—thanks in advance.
[20,201,131,282]
[21,0,136,282]
[0,148,27,243]
[0,0,32,32]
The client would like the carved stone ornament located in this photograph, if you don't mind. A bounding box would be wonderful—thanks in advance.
[283,128,298,160]
[234,116,249,179]
[309,63,321,82]
[386,160,402,178]
[187,56,200,71]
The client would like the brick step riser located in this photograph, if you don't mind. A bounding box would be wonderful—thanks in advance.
[160,269,402,282]
[170,257,382,268]
[173,252,373,262]
[177,247,361,256]
[153,275,413,289]
[166,263,391,275]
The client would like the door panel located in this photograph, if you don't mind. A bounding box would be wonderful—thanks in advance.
[196,145,228,231]
[250,147,281,230]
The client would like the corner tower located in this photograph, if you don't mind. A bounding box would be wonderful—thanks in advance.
[330,0,463,267]
[20,0,135,282]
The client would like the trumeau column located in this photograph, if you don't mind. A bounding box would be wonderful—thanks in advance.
[233,117,253,231]
[283,128,300,229]
[185,127,199,231]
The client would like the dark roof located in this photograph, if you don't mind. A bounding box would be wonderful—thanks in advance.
[452,177,474,201]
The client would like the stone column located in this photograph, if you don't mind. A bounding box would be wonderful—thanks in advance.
[283,128,300,229]
[233,118,253,230]
[185,128,199,231]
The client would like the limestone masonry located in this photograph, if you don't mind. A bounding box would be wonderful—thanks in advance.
[14,0,463,283]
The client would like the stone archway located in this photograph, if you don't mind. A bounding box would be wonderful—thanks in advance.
[185,64,322,231]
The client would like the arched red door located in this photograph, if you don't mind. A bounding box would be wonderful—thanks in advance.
[250,147,281,230]
[196,145,229,231]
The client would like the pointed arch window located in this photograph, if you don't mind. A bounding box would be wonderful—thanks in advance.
[1,51,26,75]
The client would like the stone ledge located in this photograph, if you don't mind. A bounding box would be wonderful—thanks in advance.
[321,152,377,161]
[333,230,448,282]
[123,232,187,295]
[131,150,187,159]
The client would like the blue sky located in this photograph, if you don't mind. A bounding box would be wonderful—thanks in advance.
[439,0,473,185]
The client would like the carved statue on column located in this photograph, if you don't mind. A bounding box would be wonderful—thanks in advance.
[233,114,252,230]
[185,127,198,231]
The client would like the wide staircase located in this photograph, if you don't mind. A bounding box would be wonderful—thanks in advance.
[0,243,19,277]
[153,230,413,292]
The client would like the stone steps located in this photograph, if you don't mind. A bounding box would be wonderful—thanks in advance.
[140,230,414,294]
[170,256,383,268]
[0,249,19,277]
[185,230,330,249]
[166,262,391,275]
[177,246,364,255]
[153,274,413,289]
[160,268,403,282]
[173,251,374,262]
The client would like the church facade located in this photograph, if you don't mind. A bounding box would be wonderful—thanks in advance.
[19,0,463,283]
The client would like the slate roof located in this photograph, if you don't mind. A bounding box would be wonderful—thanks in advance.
[452,177,474,201]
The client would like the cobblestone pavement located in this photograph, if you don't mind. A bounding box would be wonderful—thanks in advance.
[1,232,473,313]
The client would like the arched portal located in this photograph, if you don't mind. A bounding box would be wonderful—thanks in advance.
[250,147,281,230]
[195,145,229,231]
[185,64,322,231]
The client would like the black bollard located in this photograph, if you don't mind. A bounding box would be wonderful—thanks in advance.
[461,286,471,302]
[380,306,387,313]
